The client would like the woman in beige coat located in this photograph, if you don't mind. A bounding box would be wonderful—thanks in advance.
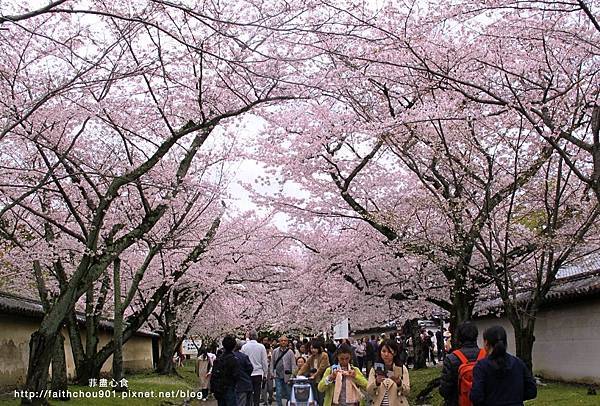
[367,340,410,406]
[195,350,212,400]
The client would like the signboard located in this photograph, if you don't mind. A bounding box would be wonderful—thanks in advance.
[182,338,202,355]
[333,318,349,339]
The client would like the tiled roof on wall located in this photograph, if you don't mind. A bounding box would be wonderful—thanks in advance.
[474,268,600,317]
[556,255,600,279]
[0,291,159,338]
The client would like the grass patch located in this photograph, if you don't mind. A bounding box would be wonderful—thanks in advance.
[0,361,201,406]
[406,366,444,406]
[525,381,599,406]
[407,366,599,406]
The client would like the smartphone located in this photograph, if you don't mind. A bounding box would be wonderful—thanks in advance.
[374,362,385,375]
[331,364,340,373]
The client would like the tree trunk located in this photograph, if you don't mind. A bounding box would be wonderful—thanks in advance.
[23,267,88,404]
[22,332,56,405]
[157,296,178,375]
[61,299,105,387]
[69,288,103,386]
[112,258,126,391]
[51,333,69,400]
[157,321,178,374]
[85,287,99,361]
[157,331,177,374]
[510,314,536,373]
[75,359,103,386]
[65,310,86,384]
[65,293,107,386]
[403,319,427,370]
[448,283,476,349]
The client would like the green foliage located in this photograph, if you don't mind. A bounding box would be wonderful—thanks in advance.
[515,208,547,233]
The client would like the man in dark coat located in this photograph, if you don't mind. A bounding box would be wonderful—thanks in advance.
[439,321,480,406]
[365,335,378,373]
[234,340,255,406]
[211,336,240,406]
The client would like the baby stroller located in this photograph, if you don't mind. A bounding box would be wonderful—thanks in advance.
[288,376,317,406]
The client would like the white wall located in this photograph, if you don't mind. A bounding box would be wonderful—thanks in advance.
[474,298,600,384]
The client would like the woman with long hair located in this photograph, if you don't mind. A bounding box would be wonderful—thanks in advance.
[196,349,212,401]
[367,339,410,406]
[470,326,537,405]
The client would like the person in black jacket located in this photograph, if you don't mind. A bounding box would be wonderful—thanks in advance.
[439,321,480,406]
[211,336,240,406]
[365,335,377,373]
[435,330,444,361]
[234,340,255,406]
[470,326,537,406]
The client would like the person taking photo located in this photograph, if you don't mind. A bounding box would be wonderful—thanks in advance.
[367,339,410,406]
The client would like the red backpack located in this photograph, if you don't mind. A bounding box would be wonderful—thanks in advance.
[454,348,486,406]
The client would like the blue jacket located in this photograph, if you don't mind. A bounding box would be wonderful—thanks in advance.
[470,353,537,406]
[234,351,254,393]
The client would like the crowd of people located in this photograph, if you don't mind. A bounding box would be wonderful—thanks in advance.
[195,323,537,406]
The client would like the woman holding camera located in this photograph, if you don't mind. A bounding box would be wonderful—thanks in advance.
[367,340,410,406]
[318,344,368,406]
[298,340,330,406]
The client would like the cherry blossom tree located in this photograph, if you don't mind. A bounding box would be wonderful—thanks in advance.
[142,215,299,374]
[1,1,303,402]
[253,59,554,336]
[367,0,600,366]
[474,153,599,370]
[249,0,598,337]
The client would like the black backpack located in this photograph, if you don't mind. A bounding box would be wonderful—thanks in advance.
[210,352,235,395]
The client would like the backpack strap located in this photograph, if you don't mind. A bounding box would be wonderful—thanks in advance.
[273,348,289,369]
[454,349,468,365]
[454,349,486,365]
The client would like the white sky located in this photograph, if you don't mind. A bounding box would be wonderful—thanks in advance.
[221,114,297,230]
